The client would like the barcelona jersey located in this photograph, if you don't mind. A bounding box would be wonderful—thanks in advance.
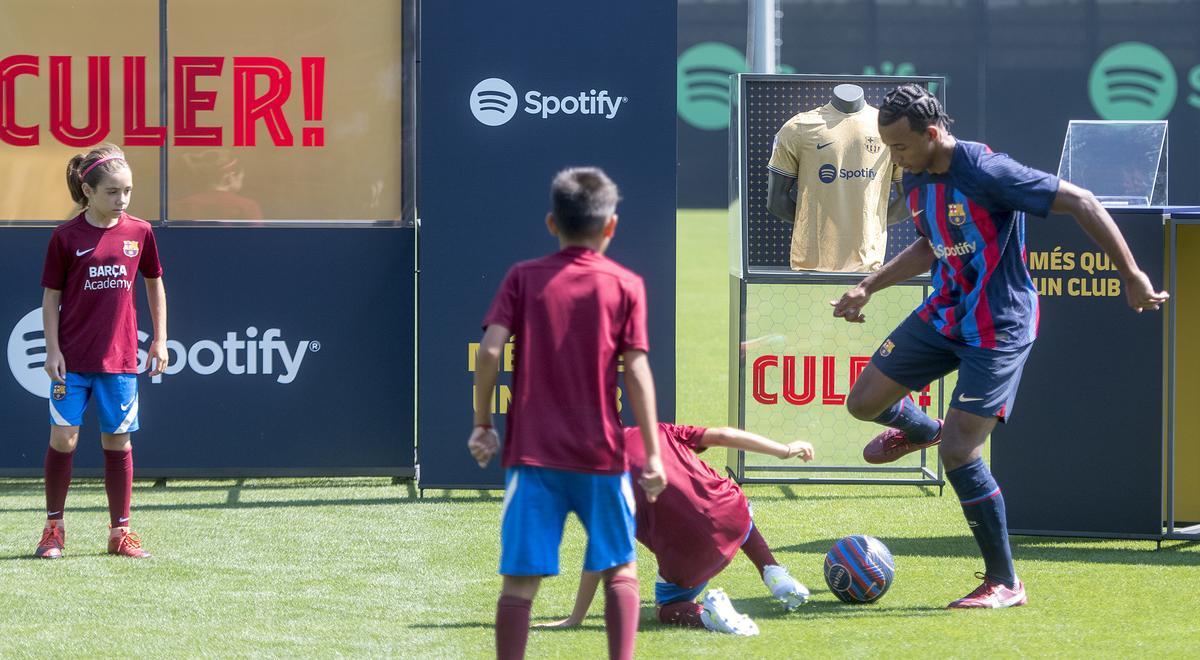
[903,141,1059,350]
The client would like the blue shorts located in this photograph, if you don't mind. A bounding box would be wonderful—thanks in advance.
[654,520,757,605]
[49,373,139,434]
[871,313,1033,422]
[499,466,637,577]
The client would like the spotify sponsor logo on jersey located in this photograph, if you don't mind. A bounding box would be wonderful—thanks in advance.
[5,308,320,397]
[470,77,627,127]
[818,163,878,185]
[931,240,978,259]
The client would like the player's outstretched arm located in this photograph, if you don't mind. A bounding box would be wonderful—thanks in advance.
[533,570,602,629]
[831,238,935,323]
[623,350,667,501]
[144,277,169,377]
[1051,180,1170,313]
[699,427,814,461]
[467,324,507,468]
[41,288,66,384]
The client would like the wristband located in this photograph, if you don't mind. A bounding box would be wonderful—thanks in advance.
[475,424,493,430]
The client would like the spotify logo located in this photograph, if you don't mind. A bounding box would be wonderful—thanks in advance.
[1089,42,1177,120]
[677,42,748,130]
[471,78,519,126]
[818,164,837,184]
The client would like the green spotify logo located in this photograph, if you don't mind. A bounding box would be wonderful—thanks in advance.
[1089,42,1177,120]
[677,42,748,130]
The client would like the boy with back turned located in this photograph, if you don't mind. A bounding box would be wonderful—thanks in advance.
[469,167,667,659]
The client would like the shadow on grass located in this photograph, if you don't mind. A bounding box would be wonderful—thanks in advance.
[775,535,1200,566]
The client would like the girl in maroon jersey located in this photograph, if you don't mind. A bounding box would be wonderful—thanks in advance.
[36,144,168,559]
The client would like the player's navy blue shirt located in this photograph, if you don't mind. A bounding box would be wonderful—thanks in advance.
[903,140,1060,349]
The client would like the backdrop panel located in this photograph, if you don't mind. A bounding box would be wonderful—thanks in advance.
[1,227,415,477]
[993,210,1165,537]
[418,1,678,489]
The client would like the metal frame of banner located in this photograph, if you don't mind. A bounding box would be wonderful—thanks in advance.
[727,74,947,489]
[1165,213,1200,543]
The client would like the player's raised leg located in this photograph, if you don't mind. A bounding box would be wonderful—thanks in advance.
[848,363,943,464]
[939,409,1025,609]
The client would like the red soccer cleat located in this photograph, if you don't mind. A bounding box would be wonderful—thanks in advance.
[948,573,1027,609]
[108,527,152,558]
[35,520,65,559]
[862,421,943,464]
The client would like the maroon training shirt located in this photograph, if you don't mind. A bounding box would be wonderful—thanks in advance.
[482,246,649,475]
[623,424,752,588]
[41,212,163,374]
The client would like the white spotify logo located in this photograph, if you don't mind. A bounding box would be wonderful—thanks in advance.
[470,78,519,126]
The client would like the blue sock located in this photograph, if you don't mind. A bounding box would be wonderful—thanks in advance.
[946,458,1016,588]
[872,398,941,444]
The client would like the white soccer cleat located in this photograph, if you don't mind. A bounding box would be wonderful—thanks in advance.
[699,588,759,636]
[763,564,810,611]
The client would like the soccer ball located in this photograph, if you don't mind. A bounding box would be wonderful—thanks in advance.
[823,535,895,604]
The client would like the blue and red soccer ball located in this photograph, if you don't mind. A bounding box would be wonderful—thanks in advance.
[823,535,895,604]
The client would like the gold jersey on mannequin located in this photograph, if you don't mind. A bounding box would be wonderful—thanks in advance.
[768,103,900,272]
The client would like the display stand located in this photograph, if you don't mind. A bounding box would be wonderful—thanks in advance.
[726,74,946,487]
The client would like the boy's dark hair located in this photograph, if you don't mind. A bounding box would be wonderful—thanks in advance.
[879,84,954,133]
[550,167,620,238]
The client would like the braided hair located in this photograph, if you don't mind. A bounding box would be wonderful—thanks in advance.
[879,84,953,132]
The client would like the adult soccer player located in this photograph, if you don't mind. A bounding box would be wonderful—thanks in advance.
[468,167,667,659]
[831,84,1168,609]
[37,143,168,560]
[536,423,814,636]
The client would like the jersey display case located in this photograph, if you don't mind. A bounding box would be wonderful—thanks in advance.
[726,74,948,487]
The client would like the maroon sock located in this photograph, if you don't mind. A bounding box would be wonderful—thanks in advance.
[604,575,639,660]
[44,446,75,520]
[495,595,532,660]
[657,600,704,628]
[740,525,779,577]
[103,448,133,528]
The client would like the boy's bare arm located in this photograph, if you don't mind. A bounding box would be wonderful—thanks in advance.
[699,427,814,461]
[468,324,508,468]
[42,288,65,383]
[622,350,666,501]
[144,277,168,377]
[533,570,603,629]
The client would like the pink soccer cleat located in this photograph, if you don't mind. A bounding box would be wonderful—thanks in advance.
[948,573,1027,609]
[108,527,152,558]
[35,520,65,559]
[862,422,942,464]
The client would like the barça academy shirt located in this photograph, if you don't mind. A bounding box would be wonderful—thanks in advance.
[41,212,163,374]
[623,424,751,589]
[903,140,1060,350]
[768,103,902,272]
[482,246,649,475]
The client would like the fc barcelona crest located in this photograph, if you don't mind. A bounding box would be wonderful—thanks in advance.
[52,383,67,401]
[948,203,967,226]
[865,136,881,154]
[879,339,895,357]
[123,240,140,257]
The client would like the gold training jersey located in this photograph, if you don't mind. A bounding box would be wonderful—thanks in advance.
[768,103,900,272]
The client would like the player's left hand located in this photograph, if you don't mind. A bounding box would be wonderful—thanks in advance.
[1123,270,1169,313]
[467,426,499,468]
[532,617,582,629]
[148,339,169,377]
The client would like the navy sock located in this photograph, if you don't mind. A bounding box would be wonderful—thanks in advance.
[946,458,1016,588]
[872,398,940,444]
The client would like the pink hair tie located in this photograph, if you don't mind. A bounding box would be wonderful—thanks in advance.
[80,156,124,180]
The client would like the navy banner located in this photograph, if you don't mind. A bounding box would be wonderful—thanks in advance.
[418,1,678,488]
[993,210,1166,537]
[1,227,415,477]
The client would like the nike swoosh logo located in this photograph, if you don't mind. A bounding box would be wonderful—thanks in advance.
[120,399,134,411]
[958,394,984,403]
[76,248,95,257]
[817,142,834,150]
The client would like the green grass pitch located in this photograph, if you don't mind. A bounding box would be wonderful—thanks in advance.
[0,210,1196,657]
